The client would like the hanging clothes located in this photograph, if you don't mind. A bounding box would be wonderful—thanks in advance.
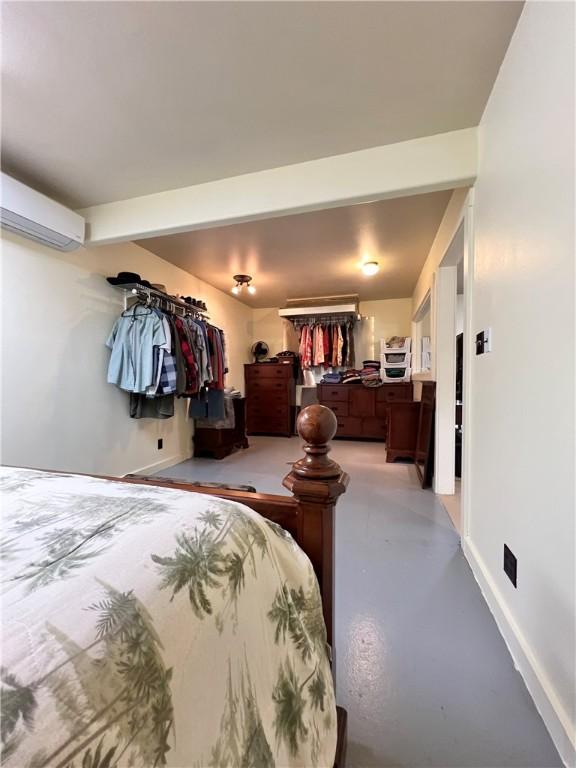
[322,326,331,368]
[174,316,199,394]
[340,323,348,367]
[130,393,175,419]
[347,322,356,368]
[106,306,166,393]
[337,325,344,366]
[330,325,338,367]
[291,317,357,373]
[106,297,227,420]
[299,325,313,370]
[313,324,325,366]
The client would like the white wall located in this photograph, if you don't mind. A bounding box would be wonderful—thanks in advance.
[0,232,252,476]
[250,308,295,356]
[359,298,412,357]
[464,3,575,764]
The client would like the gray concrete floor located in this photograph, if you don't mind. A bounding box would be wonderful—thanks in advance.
[156,437,561,768]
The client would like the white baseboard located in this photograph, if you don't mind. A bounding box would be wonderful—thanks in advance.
[127,452,192,477]
[463,536,576,768]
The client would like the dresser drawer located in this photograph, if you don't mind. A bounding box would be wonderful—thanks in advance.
[265,417,291,434]
[247,415,291,434]
[247,391,286,406]
[246,379,290,394]
[375,402,390,418]
[376,384,412,402]
[362,418,388,439]
[247,403,289,420]
[324,401,349,418]
[334,416,362,437]
[318,386,348,402]
[245,364,292,380]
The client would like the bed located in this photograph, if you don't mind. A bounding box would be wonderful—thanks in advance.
[1,405,348,768]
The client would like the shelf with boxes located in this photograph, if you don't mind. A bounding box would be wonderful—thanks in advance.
[380,337,412,382]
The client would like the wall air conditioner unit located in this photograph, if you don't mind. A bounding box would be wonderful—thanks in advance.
[0,173,85,251]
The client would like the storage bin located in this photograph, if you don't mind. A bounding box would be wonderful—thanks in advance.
[381,367,412,383]
[381,351,411,366]
[380,337,411,353]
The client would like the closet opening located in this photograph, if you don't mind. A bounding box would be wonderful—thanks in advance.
[110,190,455,490]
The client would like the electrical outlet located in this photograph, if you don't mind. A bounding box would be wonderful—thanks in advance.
[157,438,163,450]
[475,328,492,355]
[504,544,517,588]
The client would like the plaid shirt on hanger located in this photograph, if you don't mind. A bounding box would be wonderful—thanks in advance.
[158,352,177,394]
[174,317,198,393]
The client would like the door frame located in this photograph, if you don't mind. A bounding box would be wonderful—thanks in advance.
[414,189,474,532]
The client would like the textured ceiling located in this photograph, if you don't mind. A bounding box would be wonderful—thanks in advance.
[1,1,522,208]
[137,190,452,307]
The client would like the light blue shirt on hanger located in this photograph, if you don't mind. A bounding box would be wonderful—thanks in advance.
[106,307,166,393]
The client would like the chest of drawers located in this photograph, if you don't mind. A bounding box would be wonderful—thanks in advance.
[317,382,413,440]
[245,363,295,436]
[193,397,249,459]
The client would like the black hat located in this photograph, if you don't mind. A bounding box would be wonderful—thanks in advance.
[106,271,152,288]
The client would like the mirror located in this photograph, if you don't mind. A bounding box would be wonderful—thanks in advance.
[415,382,436,488]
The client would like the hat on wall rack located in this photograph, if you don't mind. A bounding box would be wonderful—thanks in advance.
[231,274,256,295]
[106,271,152,288]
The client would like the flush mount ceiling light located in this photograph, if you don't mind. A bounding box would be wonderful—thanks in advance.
[361,261,380,277]
[231,274,256,295]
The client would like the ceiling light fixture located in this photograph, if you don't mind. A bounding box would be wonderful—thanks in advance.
[361,261,380,276]
[231,274,256,295]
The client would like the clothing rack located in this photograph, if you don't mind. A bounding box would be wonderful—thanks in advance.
[113,282,210,320]
[289,313,357,328]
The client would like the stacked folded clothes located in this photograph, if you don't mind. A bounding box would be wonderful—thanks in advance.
[342,369,362,384]
[320,371,343,384]
[360,360,383,387]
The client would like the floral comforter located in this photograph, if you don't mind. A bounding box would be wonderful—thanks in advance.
[0,467,336,767]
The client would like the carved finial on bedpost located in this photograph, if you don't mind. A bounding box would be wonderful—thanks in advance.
[291,404,341,479]
[283,405,349,649]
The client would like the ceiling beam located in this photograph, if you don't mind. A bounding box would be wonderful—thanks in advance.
[80,128,477,245]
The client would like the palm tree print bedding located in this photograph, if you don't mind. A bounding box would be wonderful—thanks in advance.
[0,467,336,767]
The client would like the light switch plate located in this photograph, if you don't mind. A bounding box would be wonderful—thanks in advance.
[475,328,492,355]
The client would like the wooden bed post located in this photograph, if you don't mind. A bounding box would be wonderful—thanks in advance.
[283,404,349,647]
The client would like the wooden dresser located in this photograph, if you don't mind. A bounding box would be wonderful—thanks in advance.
[317,382,413,441]
[245,363,295,436]
[193,397,248,459]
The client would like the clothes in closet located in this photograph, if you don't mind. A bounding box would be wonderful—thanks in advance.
[106,302,228,420]
[297,320,355,370]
